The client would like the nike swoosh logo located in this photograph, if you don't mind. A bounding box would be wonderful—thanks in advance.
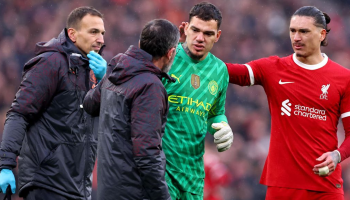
[279,80,294,85]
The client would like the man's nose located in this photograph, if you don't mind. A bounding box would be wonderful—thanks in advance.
[196,32,204,42]
[97,33,104,44]
[293,32,301,41]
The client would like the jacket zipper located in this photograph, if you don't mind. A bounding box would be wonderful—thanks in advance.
[83,66,91,200]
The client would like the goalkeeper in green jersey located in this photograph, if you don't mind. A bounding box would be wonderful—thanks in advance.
[162,2,233,200]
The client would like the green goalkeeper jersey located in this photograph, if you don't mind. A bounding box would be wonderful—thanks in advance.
[162,43,229,195]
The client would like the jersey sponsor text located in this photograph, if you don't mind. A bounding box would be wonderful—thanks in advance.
[281,99,327,121]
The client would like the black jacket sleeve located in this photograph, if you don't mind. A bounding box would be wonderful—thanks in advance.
[83,79,103,116]
[131,82,170,200]
[83,56,118,116]
[0,55,59,169]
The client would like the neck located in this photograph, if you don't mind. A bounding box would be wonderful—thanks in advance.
[295,51,324,65]
[75,45,88,58]
[152,58,164,71]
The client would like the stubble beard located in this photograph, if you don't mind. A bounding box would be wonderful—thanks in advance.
[162,54,175,73]
[162,62,172,73]
[182,42,203,61]
[295,53,305,58]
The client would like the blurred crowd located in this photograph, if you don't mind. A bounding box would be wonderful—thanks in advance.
[1,0,350,199]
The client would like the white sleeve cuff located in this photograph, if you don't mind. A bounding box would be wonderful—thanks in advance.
[341,111,350,118]
[335,150,341,163]
[244,64,254,86]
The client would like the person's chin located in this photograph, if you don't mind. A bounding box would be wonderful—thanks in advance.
[190,50,204,58]
[193,51,203,56]
[294,49,304,56]
[91,48,100,53]
[294,50,302,56]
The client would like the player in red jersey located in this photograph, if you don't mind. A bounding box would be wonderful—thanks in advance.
[226,6,350,200]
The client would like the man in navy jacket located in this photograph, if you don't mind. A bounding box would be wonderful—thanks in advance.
[83,19,179,200]
[0,6,106,200]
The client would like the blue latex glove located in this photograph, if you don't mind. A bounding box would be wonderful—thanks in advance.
[0,169,16,194]
[87,51,107,81]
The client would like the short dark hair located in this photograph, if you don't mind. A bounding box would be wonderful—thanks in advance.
[189,2,222,29]
[140,19,180,60]
[66,6,103,30]
[292,6,331,46]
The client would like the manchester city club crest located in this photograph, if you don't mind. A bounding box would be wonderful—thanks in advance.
[191,74,200,89]
[208,80,218,95]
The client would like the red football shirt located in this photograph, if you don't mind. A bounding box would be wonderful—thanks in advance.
[227,54,350,194]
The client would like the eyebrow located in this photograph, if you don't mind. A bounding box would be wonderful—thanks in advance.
[289,27,310,31]
[190,25,216,35]
[90,28,106,33]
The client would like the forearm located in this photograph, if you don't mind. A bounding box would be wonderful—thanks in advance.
[83,85,102,116]
[0,112,28,169]
[83,60,114,116]
[338,139,350,162]
[338,116,350,162]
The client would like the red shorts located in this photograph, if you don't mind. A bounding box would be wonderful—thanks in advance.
[266,186,344,200]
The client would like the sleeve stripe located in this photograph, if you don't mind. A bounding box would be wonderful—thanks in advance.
[244,64,254,86]
[341,111,350,118]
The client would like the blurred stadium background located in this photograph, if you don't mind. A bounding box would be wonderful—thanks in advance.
[0,0,350,199]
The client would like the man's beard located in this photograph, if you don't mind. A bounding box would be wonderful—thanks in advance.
[188,51,203,61]
[182,42,203,61]
[162,53,176,73]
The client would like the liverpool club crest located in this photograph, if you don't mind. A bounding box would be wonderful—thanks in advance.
[320,84,330,100]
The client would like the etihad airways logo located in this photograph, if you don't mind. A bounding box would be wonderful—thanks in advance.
[281,99,326,121]
[168,95,212,118]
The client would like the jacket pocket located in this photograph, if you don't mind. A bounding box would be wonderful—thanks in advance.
[39,144,62,166]
[38,142,87,194]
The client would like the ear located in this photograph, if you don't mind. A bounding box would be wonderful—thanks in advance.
[320,28,326,43]
[215,30,222,43]
[138,40,140,48]
[67,28,77,43]
[184,22,189,36]
[167,47,176,60]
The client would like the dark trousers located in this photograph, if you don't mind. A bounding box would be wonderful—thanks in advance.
[23,188,69,200]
